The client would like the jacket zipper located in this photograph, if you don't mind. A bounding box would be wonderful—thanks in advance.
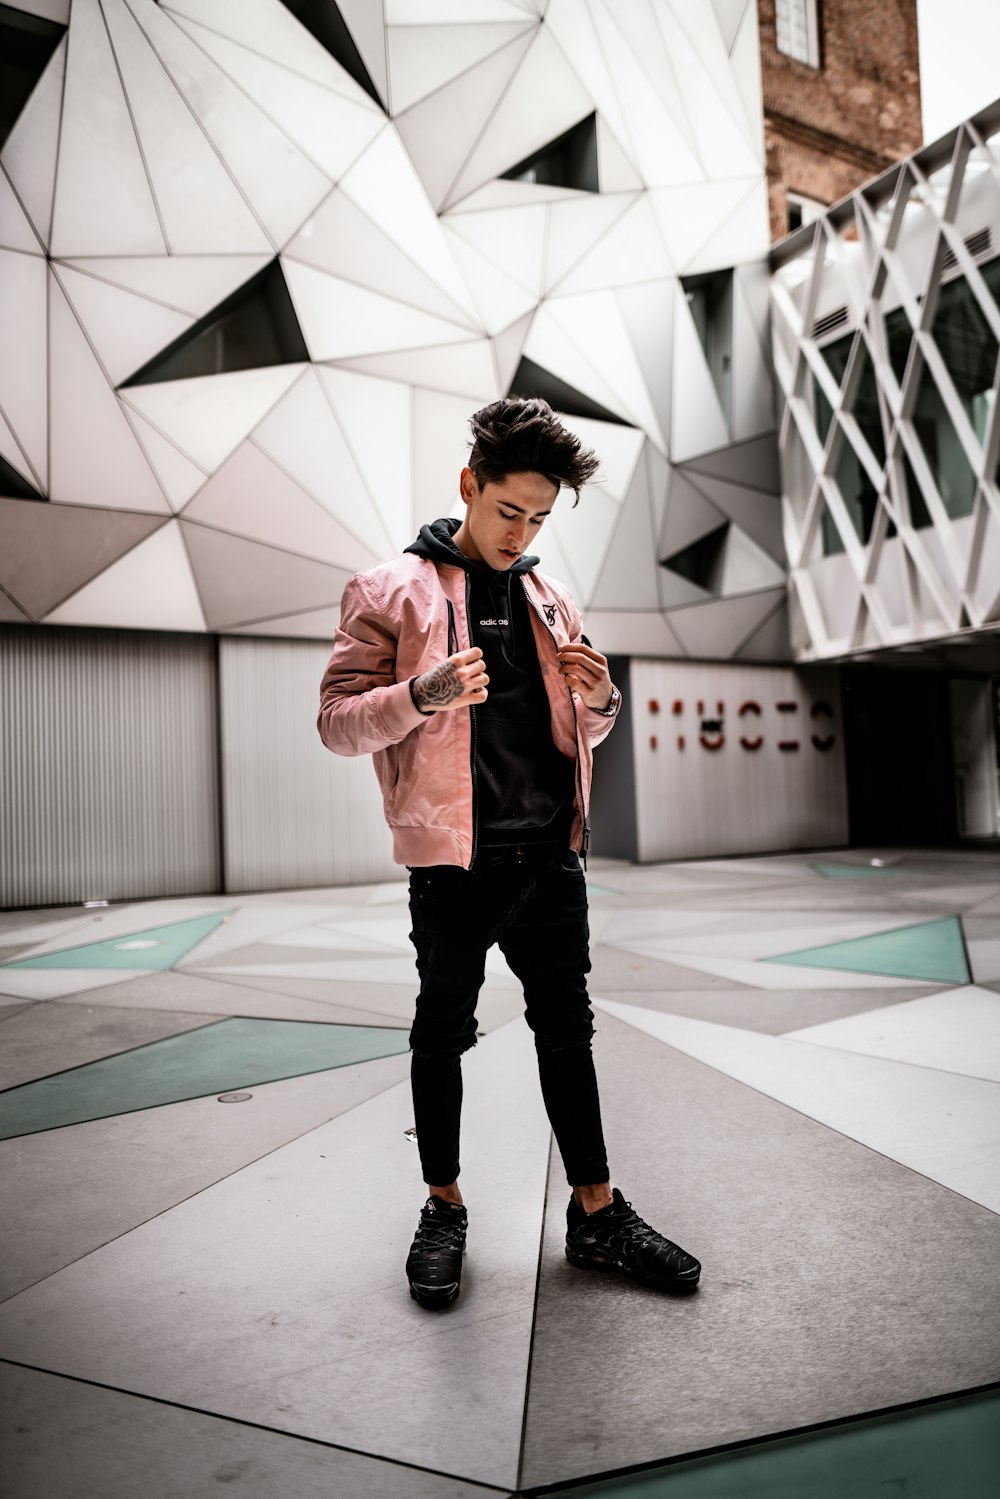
[463,575,479,872]
[525,588,591,870]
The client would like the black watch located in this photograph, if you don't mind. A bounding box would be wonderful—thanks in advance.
[594,685,620,717]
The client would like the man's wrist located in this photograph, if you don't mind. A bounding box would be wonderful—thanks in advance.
[593,684,620,717]
[409,676,433,716]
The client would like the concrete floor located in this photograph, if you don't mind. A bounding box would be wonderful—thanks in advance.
[1,849,999,1497]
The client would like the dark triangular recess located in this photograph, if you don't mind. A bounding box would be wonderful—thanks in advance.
[0,2,66,149]
[281,0,383,108]
[0,451,44,502]
[501,113,598,193]
[507,356,629,427]
[121,260,309,387]
[661,523,730,594]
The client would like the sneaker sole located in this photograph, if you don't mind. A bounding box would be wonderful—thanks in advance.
[566,1243,700,1294]
[409,1281,460,1309]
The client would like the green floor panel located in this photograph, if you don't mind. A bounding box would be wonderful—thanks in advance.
[1,911,236,972]
[811,863,905,879]
[765,916,970,983]
[586,884,620,897]
[0,1017,410,1140]
[561,1389,1000,1498]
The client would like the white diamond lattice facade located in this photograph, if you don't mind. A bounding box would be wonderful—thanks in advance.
[0,0,786,662]
[771,102,1000,661]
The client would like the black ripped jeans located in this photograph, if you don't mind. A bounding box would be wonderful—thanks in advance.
[407,844,610,1189]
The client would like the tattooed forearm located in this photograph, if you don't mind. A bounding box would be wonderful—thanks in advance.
[413,661,464,710]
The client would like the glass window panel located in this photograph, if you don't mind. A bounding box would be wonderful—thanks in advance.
[930,257,1000,443]
[848,339,887,467]
[912,359,977,520]
[898,446,934,529]
[0,6,66,149]
[832,427,883,548]
[883,304,913,390]
[820,497,845,555]
[775,0,818,66]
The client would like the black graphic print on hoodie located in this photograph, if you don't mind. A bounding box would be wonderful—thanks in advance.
[405,517,575,843]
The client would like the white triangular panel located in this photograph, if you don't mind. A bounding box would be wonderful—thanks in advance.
[387,22,534,115]
[0,250,48,490]
[387,0,532,18]
[59,257,272,320]
[661,471,729,557]
[315,368,413,555]
[0,406,37,494]
[525,519,581,598]
[649,179,757,270]
[125,410,209,514]
[652,3,762,176]
[120,364,306,473]
[44,523,206,631]
[524,304,634,428]
[337,341,498,401]
[444,30,594,209]
[710,0,751,54]
[0,168,42,253]
[340,128,478,322]
[492,311,534,392]
[543,292,667,447]
[285,194,477,328]
[99,0,273,256]
[558,196,670,294]
[546,484,619,607]
[646,439,671,541]
[412,388,478,532]
[282,260,473,362]
[48,277,170,513]
[683,181,769,272]
[584,2,702,189]
[616,279,674,454]
[336,0,389,106]
[596,119,643,192]
[130,0,332,248]
[728,0,765,138]
[667,587,787,658]
[720,526,787,593]
[162,0,378,104]
[251,369,394,560]
[589,456,659,609]
[583,608,685,656]
[445,204,547,298]
[450,179,588,212]
[544,194,638,292]
[671,281,729,461]
[168,14,384,187]
[1,34,65,246]
[558,417,644,503]
[545,0,630,154]
[182,441,379,573]
[444,230,537,335]
[229,606,341,640]
[54,264,193,386]
[394,31,535,212]
[731,262,775,440]
[49,0,165,257]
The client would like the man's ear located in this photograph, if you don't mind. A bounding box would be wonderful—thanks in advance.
[459,466,479,504]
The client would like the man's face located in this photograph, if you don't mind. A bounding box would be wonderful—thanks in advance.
[455,468,559,571]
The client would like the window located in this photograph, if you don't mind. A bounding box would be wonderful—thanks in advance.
[0,3,66,149]
[775,0,821,68]
[681,270,733,426]
[501,115,598,194]
[787,192,826,234]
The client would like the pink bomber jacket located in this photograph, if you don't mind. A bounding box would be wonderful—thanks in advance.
[317,551,619,868]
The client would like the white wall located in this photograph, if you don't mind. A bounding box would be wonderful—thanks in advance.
[629,659,848,860]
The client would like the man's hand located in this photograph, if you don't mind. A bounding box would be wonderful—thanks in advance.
[412,647,489,713]
[557,642,613,711]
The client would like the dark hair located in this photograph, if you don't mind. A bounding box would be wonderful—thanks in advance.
[467,397,599,505]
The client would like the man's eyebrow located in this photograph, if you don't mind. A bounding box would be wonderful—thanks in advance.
[497,501,553,518]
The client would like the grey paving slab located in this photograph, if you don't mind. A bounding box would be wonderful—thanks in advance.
[588,945,752,992]
[0,1052,410,1301]
[0,1002,217,1091]
[0,1364,502,1499]
[0,1021,551,1490]
[0,1004,37,1023]
[519,1011,1000,1490]
[52,969,410,1026]
[187,941,395,968]
[602,986,939,1034]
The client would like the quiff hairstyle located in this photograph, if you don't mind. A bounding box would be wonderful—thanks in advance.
[467,397,599,505]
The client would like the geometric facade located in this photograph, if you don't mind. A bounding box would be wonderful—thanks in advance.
[771,100,1000,659]
[0,0,784,660]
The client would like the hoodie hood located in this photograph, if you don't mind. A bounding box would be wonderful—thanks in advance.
[404,516,539,576]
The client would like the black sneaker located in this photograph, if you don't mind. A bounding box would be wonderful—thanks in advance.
[405,1196,468,1309]
[566,1187,700,1294]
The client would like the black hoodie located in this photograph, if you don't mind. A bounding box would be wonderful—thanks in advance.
[405,518,574,842]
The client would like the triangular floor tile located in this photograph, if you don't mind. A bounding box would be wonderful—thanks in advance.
[4,911,234,973]
[765,917,970,984]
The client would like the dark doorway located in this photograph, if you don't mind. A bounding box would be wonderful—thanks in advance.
[840,667,957,845]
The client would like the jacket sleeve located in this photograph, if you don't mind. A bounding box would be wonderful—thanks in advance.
[575,614,620,749]
[317,572,427,758]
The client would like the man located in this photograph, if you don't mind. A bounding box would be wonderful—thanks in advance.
[318,397,700,1308]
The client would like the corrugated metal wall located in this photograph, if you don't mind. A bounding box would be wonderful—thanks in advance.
[629,660,849,860]
[218,637,396,892]
[0,625,220,907]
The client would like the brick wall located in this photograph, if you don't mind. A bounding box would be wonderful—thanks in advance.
[759,0,922,242]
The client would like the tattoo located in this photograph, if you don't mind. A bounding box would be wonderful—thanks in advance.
[414,661,464,709]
